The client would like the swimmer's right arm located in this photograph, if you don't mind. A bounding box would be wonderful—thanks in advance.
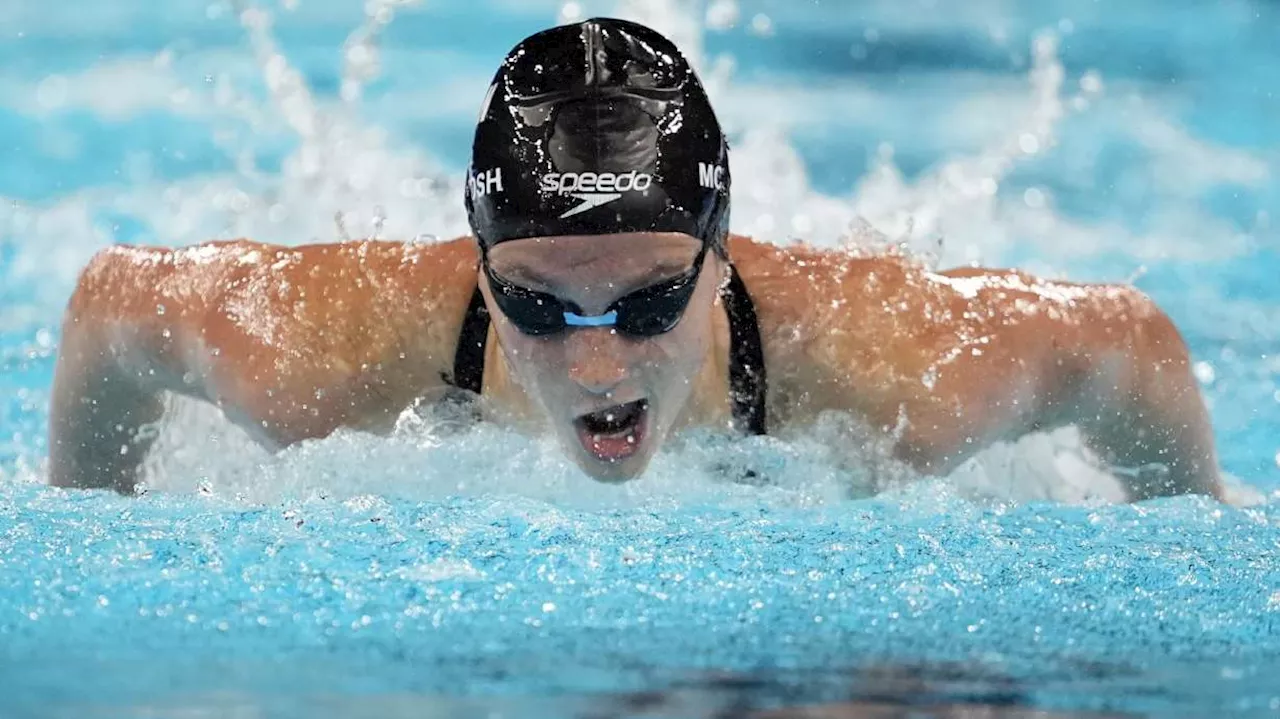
[49,239,479,492]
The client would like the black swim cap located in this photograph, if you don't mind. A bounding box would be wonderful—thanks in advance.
[465,17,731,256]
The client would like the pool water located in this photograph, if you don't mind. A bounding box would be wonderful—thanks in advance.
[1,0,1279,716]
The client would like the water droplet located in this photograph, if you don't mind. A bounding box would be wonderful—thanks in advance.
[706,0,739,30]
[1080,70,1104,94]
[1193,361,1216,385]
[558,2,583,23]
[749,13,774,37]
[1023,187,1046,208]
[36,75,68,110]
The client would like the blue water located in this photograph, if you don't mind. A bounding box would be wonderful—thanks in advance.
[2,0,1279,716]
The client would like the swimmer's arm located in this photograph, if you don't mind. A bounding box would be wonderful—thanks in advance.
[1060,297,1223,501]
[48,249,190,493]
[893,278,1223,501]
[50,238,480,492]
[47,241,351,492]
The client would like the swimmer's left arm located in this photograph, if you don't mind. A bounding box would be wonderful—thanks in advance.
[1053,290,1223,500]
[888,271,1223,501]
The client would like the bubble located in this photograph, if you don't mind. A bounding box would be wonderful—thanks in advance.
[36,75,68,110]
[749,13,774,37]
[705,0,739,30]
[1080,70,1104,94]
[1193,361,1217,385]
[345,43,373,68]
[791,214,814,234]
[559,2,583,23]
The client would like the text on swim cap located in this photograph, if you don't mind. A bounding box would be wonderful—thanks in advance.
[469,168,504,198]
[698,162,725,191]
[540,171,654,194]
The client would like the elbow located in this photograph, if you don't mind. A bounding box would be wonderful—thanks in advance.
[61,247,125,338]
[1075,288,1192,406]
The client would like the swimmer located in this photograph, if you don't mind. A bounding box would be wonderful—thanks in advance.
[48,18,1223,501]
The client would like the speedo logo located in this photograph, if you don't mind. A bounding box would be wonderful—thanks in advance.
[540,171,653,194]
[540,171,654,218]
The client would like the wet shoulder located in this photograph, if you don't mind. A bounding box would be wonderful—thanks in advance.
[727,236,925,346]
[929,265,1159,335]
[727,237,935,423]
[731,236,1149,344]
[204,237,478,358]
[77,239,278,323]
[82,237,480,378]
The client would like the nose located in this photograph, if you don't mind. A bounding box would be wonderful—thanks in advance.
[564,327,630,395]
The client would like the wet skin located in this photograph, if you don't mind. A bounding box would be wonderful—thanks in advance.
[48,233,1223,500]
[478,233,723,481]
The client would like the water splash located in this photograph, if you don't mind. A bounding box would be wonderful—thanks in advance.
[0,0,1269,505]
[1,9,1278,713]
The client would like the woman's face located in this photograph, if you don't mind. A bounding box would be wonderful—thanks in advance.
[480,232,723,481]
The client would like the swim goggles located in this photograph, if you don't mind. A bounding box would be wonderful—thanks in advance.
[481,243,709,337]
[511,87,684,129]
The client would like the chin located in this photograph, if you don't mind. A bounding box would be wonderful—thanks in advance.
[571,449,653,483]
[558,398,664,483]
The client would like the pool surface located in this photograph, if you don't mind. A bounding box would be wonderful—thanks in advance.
[1,0,1278,716]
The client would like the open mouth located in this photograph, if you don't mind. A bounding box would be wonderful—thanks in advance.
[573,399,650,463]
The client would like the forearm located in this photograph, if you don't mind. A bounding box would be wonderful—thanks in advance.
[1075,311,1223,500]
[1079,394,1220,500]
[48,317,165,493]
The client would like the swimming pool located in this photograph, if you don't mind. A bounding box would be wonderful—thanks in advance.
[1,0,1278,716]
